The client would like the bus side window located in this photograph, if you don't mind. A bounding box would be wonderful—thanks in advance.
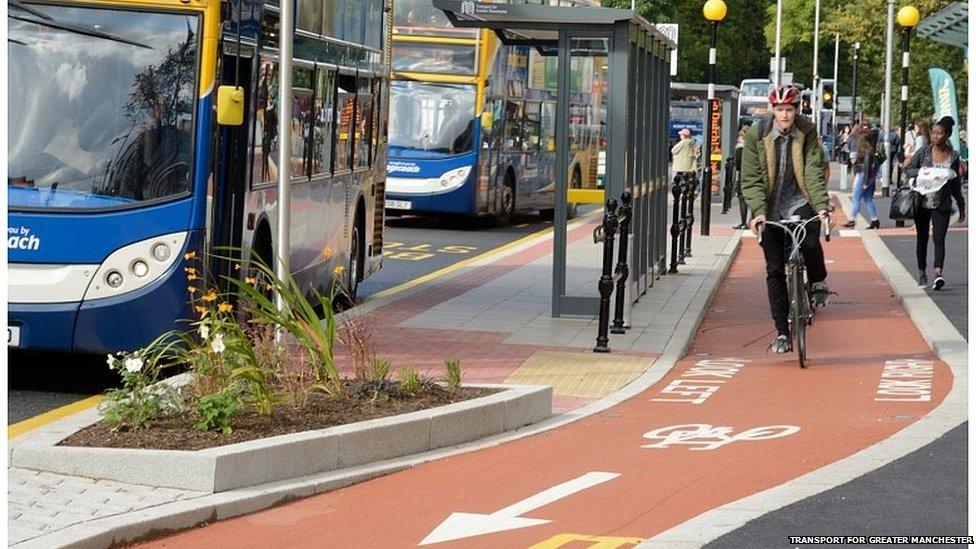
[504,100,522,151]
[291,66,315,179]
[541,102,555,152]
[355,77,373,169]
[313,68,335,175]
[523,101,541,152]
[251,58,280,185]
[371,77,382,164]
[334,74,356,172]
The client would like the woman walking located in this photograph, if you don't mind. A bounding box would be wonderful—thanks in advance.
[671,128,697,175]
[843,126,881,229]
[904,116,966,289]
[903,118,930,168]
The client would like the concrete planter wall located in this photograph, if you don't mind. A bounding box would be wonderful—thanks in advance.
[10,384,551,493]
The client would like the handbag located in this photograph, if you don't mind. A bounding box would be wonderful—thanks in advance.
[889,181,919,220]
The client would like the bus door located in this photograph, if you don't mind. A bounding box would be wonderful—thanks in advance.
[211,50,253,291]
[482,98,505,214]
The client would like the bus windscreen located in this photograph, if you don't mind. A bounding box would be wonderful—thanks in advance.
[8,3,200,211]
[388,82,476,156]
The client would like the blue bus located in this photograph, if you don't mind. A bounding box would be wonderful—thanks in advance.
[8,0,390,353]
[384,0,603,222]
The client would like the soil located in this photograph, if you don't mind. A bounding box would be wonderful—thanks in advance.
[59,384,497,452]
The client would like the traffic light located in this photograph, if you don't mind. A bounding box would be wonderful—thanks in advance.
[801,93,812,115]
[821,83,835,111]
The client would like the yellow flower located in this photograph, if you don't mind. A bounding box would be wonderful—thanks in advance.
[264,283,274,291]
[184,266,197,275]
[245,276,257,285]
[203,290,218,302]
[187,273,198,281]
[184,251,197,260]
[218,302,233,313]
[195,305,207,316]
[187,286,198,295]
[333,265,345,277]
[234,263,241,271]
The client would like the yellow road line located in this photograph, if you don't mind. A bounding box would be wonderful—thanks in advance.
[8,395,104,440]
[367,210,601,303]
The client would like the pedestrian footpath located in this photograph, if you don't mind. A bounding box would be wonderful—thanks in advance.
[131,200,962,548]
[8,207,739,548]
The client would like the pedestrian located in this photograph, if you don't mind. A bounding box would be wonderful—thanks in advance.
[670,128,697,175]
[904,116,966,290]
[902,118,930,168]
[731,126,749,229]
[837,125,851,163]
[843,125,881,229]
[740,84,833,354]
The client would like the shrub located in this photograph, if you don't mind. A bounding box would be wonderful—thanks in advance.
[444,356,462,391]
[101,333,184,431]
[194,390,240,434]
[399,367,422,394]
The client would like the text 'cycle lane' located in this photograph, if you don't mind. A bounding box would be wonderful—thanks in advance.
[141,235,952,549]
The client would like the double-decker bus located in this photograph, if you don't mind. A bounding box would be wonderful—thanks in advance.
[8,0,390,353]
[384,0,603,222]
[738,78,770,127]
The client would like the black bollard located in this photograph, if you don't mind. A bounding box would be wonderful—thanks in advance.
[611,191,632,334]
[594,198,619,353]
[677,174,689,265]
[684,173,696,258]
[669,176,684,274]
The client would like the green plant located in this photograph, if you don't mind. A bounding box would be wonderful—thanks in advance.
[444,356,462,391]
[194,390,240,434]
[101,332,184,431]
[372,356,390,382]
[227,253,344,397]
[399,367,422,394]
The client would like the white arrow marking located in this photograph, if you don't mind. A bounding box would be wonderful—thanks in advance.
[419,471,620,546]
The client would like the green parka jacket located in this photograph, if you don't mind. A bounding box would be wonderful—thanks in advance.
[740,115,830,218]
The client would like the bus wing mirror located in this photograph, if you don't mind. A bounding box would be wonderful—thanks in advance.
[481,111,493,131]
[217,85,245,126]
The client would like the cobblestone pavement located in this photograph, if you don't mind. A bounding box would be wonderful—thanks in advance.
[8,468,207,545]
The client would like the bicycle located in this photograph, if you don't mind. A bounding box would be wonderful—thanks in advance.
[758,213,831,368]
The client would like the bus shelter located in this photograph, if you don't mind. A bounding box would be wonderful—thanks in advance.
[669,83,740,201]
[434,0,675,320]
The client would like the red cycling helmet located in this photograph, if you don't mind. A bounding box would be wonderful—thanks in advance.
[768,84,801,106]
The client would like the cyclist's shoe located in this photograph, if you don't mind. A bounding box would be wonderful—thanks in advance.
[770,335,792,354]
[933,275,946,291]
[810,281,831,308]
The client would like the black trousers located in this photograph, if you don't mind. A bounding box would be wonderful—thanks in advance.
[761,205,827,335]
[914,207,950,271]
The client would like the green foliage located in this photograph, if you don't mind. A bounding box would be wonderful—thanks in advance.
[227,253,344,397]
[101,333,184,431]
[399,367,422,394]
[194,390,240,434]
[372,356,391,382]
[444,356,462,391]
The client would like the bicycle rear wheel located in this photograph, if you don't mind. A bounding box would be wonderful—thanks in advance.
[791,262,807,368]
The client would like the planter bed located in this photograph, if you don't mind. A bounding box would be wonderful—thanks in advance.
[10,382,552,494]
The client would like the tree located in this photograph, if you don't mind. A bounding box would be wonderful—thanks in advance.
[603,0,771,87]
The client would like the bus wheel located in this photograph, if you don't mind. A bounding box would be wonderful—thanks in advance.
[344,220,362,306]
[495,175,515,227]
[564,168,582,219]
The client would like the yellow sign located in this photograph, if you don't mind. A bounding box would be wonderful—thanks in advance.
[710,153,723,162]
[530,534,644,549]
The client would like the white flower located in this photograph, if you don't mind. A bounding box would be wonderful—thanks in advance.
[106,354,116,370]
[123,355,144,373]
[199,323,210,340]
[211,333,225,354]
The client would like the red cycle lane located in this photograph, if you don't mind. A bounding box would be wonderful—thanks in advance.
[141,235,951,548]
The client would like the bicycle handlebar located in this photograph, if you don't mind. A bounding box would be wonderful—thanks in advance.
[757,213,831,246]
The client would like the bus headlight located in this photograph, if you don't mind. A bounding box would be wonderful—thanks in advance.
[84,232,188,301]
[131,260,149,278]
[106,270,124,288]
[437,166,472,191]
[152,243,171,262]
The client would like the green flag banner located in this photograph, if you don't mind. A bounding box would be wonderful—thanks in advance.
[928,68,961,152]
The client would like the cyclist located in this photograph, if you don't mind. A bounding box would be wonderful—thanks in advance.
[740,83,833,354]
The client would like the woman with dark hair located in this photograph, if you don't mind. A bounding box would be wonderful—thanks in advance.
[843,126,881,229]
[905,116,966,289]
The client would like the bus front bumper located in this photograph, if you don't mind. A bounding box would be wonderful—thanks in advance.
[8,260,192,355]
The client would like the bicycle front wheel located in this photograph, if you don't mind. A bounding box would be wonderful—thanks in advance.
[791,262,807,368]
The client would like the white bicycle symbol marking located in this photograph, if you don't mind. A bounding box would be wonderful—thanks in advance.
[641,423,801,451]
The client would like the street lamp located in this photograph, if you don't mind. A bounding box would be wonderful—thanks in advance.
[851,41,860,125]
[700,0,726,236]
[896,5,920,192]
